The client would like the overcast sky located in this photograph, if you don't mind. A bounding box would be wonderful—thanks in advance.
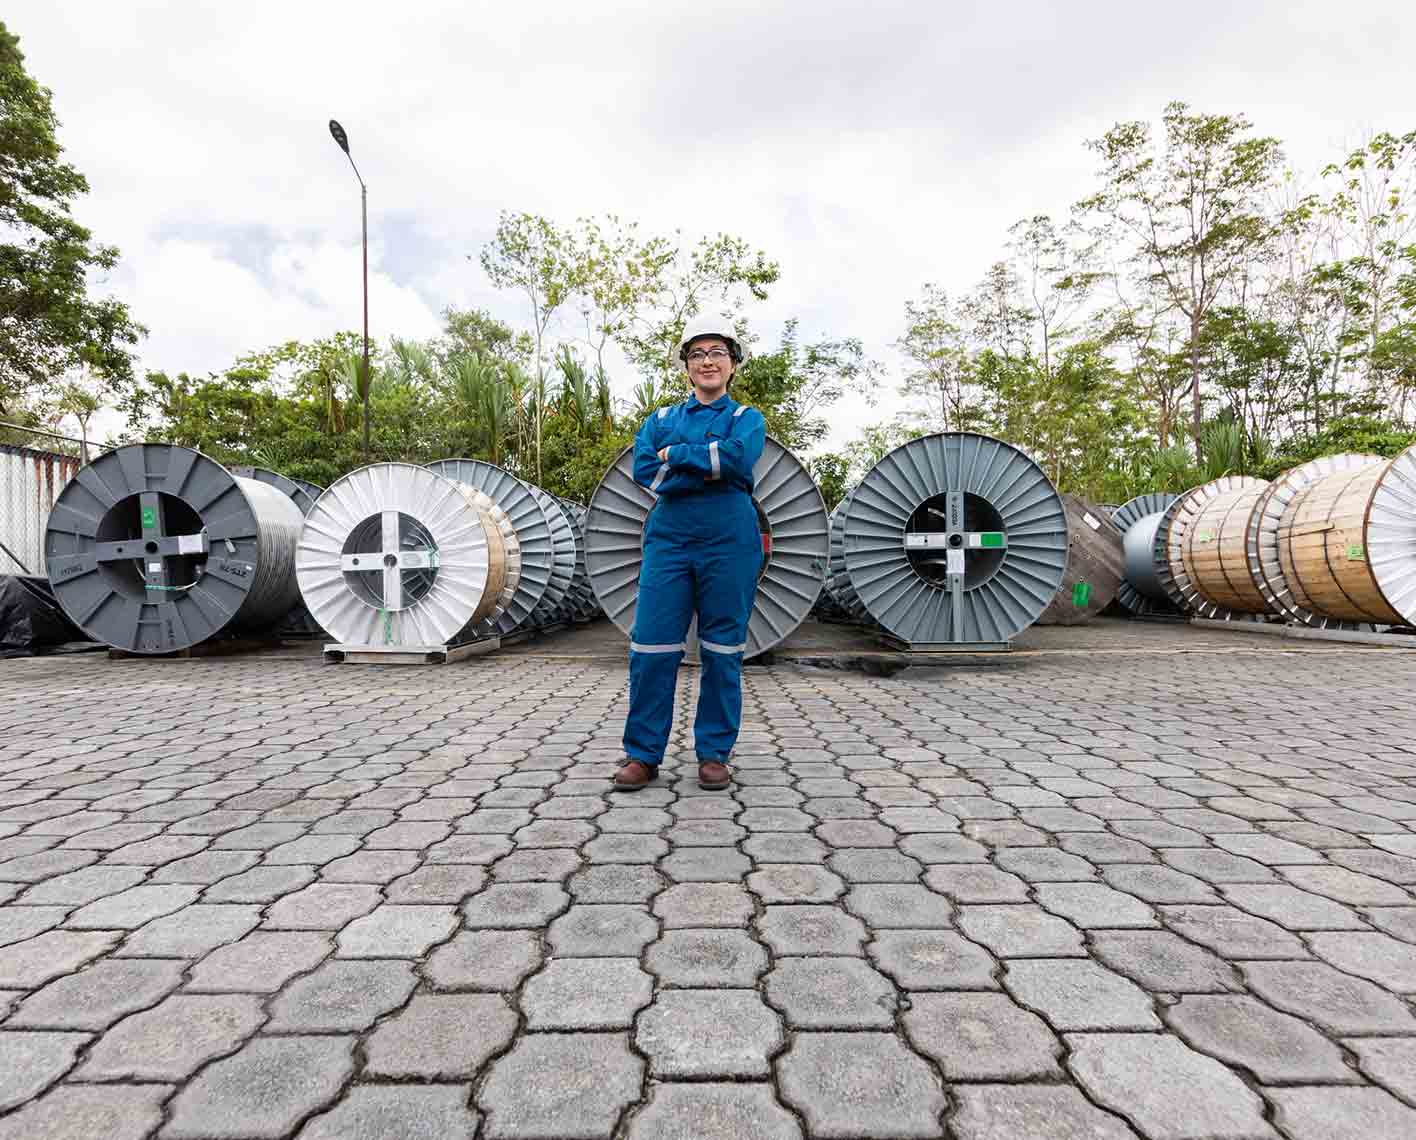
[11,1,1414,450]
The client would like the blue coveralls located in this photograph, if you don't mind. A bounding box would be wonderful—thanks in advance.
[622,393,766,769]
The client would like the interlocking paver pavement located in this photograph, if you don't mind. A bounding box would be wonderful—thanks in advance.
[1,622,1414,1138]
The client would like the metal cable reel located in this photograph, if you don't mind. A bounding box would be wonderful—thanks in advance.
[1110,493,1181,617]
[558,498,602,623]
[1245,454,1381,630]
[295,463,497,648]
[43,443,303,654]
[425,460,552,636]
[825,489,872,624]
[584,435,828,658]
[1152,476,1269,620]
[229,466,323,517]
[841,433,1068,648]
[527,485,577,628]
[1368,444,1416,626]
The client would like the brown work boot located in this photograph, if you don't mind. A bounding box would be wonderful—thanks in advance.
[697,760,731,791]
[613,761,659,792]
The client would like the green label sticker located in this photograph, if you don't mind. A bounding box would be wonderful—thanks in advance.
[979,532,1005,548]
[1072,580,1092,607]
[141,506,157,530]
[1196,530,1215,543]
[1346,544,1365,561]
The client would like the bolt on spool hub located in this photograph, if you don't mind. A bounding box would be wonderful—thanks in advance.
[43,443,303,654]
[584,436,828,658]
[841,432,1067,648]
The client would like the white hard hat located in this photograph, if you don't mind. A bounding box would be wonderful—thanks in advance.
[678,320,745,368]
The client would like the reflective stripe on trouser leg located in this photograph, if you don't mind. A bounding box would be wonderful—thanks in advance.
[693,508,762,762]
[623,533,694,766]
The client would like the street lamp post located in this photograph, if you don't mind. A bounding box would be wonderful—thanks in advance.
[328,119,370,462]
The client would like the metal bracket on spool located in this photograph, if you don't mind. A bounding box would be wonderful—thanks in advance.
[901,490,1009,648]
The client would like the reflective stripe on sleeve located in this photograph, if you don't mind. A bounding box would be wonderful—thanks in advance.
[630,641,687,653]
[650,463,670,492]
[733,405,749,417]
[709,440,720,480]
[700,639,747,654]
[658,407,669,419]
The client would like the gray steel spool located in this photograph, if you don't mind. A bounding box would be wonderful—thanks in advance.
[1245,454,1382,631]
[425,459,554,636]
[558,498,602,622]
[1151,475,1266,619]
[825,490,871,623]
[841,432,1068,647]
[296,463,493,648]
[229,466,322,517]
[1111,493,1180,616]
[527,485,577,628]
[44,443,303,654]
[584,435,828,658]
[1370,443,1416,625]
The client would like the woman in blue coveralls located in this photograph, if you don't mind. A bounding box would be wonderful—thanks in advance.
[614,321,766,792]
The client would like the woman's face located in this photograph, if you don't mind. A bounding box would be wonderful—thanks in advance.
[686,337,733,393]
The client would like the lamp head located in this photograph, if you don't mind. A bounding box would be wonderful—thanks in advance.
[328,119,350,154]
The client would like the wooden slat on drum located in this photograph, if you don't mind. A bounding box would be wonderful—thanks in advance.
[1277,461,1401,624]
[1179,484,1273,614]
[1037,495,1125,625]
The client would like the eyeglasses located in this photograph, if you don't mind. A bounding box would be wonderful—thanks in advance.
[686,348,732,363]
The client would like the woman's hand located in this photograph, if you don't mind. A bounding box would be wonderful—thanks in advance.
[657,447,671,461]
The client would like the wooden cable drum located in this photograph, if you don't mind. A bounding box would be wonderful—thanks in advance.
[1244,453,1382,629]
[1154,475,1270,618]
[1275,444,1416,626]
[454,493,511,629]
[1036,494,1125,624]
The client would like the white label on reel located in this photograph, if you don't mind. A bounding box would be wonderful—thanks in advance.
[1083,512,1102,531]
[178,533,205,554]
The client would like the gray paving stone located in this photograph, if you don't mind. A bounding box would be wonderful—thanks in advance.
[826,848,923,882]
[1242,959,1416,1032]
[756,904,868,956]
[423,930,542,991]
[956,903,1086,957]
[1345,1036,1416,1104]
[1101,863,1219,903]
[0,928,118,987]
[868,929,998,989]
[164,1035,355,1139]
[636,989,783,1077]
[9,957,183,1029]
[266,958,416,1030]
[950,1085,1139,1140]
[748,863,845,903]
[904,992,1062,1078]
[626,1084,803,1140]
[187,931,331,992]
[62,882,199,929]
[478,1033,643,1140]
[0,848,97,882]
[569,863,665,903]
[203,864,317,901]
[0,1084,170,1140]
[777,1032,946,1139]
[1307,931,1416,991]
[0,906,65,948]
[549,904,659,956]
[18,864,147,905]
[846,883,953,927]
[264,882,381,928]
[462,882,570,927]
[1091,929,1241,992]
[0,1030,87,1110]
[995,847,1097,881]
[1004,959,1160,1030]
[1160,848,1276,883]
[523,957,653,1028]
[659,846,752,882]
[118,903,261,957]
[1220,882,1366,929]
[1067,1032,1276,1140]
[425,834,515,863]
[1167,993,1353,1082]
[582,833,667,862]
[653,882,753,928]
[148,850,260,884]
[1281,864,1412,905]
[815,820,897,847]
[923,865,1028,903]
[75,993,264,1081]
[765,956,897,1027]
[336,903,457,957]
[1268,1087,1416,1140]
[492,847,581,881]
[298,1085,479,1140]
[1035,882,1158,928]
[1159,904,1308,958]
[646,928,768,987]
[365,992,517,1077]
[1060,833,1154,863]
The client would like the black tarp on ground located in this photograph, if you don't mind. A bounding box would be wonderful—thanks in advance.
[0,575,95,656]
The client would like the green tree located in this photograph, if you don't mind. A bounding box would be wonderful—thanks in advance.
[896,284,984,431]
[0,21,143,417]
[1080,102,1284,453]
[808,453,851,510]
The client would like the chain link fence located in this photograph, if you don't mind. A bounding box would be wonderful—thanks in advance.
[0,423,96,576]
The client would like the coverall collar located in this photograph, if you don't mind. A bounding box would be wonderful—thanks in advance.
[687,393,733,413]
